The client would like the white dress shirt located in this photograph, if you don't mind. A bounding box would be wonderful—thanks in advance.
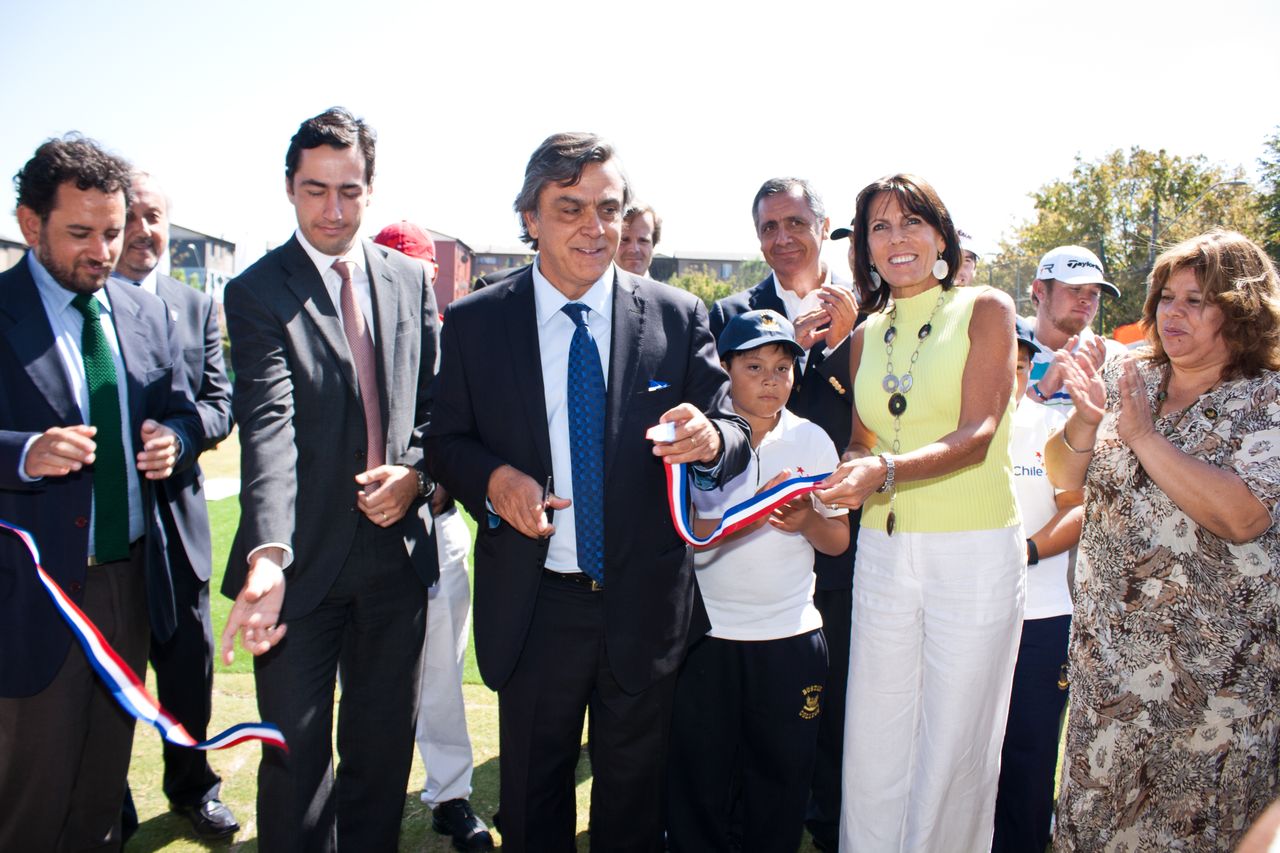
[110,267,159,295]
[295,229,376,344]
[769,268,846,368]
[23,253,145,553]
[531,258,614,574]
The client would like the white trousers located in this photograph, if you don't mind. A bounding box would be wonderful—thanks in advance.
[415,507,477,807]
[840,525,1025,853]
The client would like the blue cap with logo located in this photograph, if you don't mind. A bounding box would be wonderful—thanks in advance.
[1016,317,1047,357]
[717,309,805,359]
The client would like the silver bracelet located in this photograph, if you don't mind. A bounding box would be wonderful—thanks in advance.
[875,453,895,493]
[1061,426,1095,454]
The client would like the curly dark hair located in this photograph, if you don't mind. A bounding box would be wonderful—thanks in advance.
[285,107,376,187]
[850,173,960,314]
[14,134,132,220]
[513,132,630,250]
[1142,229,1280,379]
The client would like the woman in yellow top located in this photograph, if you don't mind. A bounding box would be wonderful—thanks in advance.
[816,174,1023,852]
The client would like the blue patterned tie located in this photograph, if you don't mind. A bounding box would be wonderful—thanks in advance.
[561,303,605,584]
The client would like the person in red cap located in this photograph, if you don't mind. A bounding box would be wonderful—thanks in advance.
[374,221,440,287]
[372,221,495,851]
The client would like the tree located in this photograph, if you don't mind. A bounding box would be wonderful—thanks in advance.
[726,259,770,293]
[1258,127,1280,265]
[667,270,733,308]
[990,147,1261,332]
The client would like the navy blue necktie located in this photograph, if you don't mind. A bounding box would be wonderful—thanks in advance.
[561,303,605,584]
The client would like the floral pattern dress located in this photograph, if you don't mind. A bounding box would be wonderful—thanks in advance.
[1054,358,1280,852]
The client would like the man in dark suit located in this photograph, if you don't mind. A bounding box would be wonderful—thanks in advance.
[427,132,751,852]
[708,178,860,853]
[472,263,527,291]
[0,135,200,850]
[111,172,239,839]
[218,107,439,853]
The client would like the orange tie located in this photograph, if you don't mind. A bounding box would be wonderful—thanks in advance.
[332,260,385,471]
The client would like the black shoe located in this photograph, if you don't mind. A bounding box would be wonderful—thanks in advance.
[170,798,240,839]
[432,798,495,851]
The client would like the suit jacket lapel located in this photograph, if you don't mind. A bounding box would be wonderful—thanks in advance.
[281,237,360,397]
[749,274,786,314]
[106,281,149,432]
[605,270,645,479]
[0,258,80,425]
[503,271,553,478]
[364,239,399,428]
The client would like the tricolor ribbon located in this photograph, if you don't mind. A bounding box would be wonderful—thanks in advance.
[647,421,833,546]
[661,462,830,546]
[0,519,287,753]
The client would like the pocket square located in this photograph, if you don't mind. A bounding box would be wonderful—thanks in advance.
[648,380,669,392]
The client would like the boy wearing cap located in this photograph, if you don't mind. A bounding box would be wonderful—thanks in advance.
[991,319,1083,853]
[666,309,849,853]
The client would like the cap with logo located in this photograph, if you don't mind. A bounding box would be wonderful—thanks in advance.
[1015,316,1046,357]
[716,309,805,359]
[1036,245,1119,298]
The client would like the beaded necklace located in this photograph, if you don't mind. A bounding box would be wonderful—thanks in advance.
[879,288,947,534]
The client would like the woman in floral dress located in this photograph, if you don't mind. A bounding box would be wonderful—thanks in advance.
[1046,229,1280,850]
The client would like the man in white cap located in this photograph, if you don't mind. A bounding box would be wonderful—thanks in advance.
[955,228,980,286]
[1024,245,1126,409]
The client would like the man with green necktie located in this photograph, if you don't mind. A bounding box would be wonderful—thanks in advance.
[0,134,200,851]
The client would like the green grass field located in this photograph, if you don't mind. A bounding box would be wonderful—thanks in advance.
[123,434,820,850]
[128,453,602,850]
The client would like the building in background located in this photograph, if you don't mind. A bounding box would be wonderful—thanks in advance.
[471,246,534,285]
[652,251,756,282]
[426,230,475,312]
[0,236,24,271]
[169,224,236,302]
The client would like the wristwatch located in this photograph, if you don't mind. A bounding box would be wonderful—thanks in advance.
[413,467,434,499]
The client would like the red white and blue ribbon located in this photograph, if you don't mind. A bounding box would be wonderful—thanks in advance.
[0,519,287,753]
[661,462,831,547]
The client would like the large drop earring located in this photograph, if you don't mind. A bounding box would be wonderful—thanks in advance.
[869,266,882,288]
[932,253,949,281]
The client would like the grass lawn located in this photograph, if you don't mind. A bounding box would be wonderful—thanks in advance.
[124,436,1052,851]
[127,436,609,850]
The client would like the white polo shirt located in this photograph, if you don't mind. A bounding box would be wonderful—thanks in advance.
[691,408,845,641]
[1011,396,1073,619]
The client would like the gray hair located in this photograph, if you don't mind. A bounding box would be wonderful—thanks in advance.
[751,177,825,230]
[513,132,631,250]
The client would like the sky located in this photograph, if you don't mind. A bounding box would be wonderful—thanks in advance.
[2,0,1277,275]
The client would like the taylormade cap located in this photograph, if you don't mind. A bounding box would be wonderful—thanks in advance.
[1036,245,1119,297]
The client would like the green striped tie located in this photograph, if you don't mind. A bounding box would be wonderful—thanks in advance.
[71,293,130,562]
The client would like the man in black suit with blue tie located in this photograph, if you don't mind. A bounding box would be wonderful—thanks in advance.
[111,172,239,840]
[427,132,751,852]
[0,135,200,850]
[708,178,861,852]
